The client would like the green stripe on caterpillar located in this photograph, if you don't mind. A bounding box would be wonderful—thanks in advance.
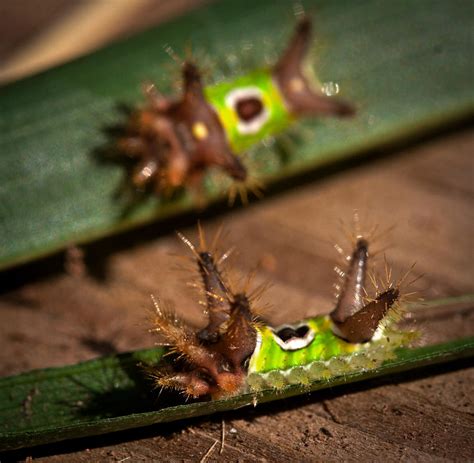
[118,16,354,198]
[145,228,417,399]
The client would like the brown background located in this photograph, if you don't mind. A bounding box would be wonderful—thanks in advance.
[1,1,473,461]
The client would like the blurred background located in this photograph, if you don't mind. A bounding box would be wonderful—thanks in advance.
[0,0,207,84]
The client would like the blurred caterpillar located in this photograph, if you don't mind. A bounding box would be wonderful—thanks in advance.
[146,228,416,399]
[118,17,354,199]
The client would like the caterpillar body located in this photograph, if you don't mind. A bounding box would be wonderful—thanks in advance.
[119,17,354,196]
[147,231,415,399]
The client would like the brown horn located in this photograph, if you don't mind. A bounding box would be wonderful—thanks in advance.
[216,293,257,369]
[178,62,248,182]
[197,251,232,342]
[331,238,369,323]
[332,288,399,343]
[273,17,355,117]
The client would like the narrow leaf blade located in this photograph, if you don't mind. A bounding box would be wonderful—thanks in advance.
[0,0,473,270]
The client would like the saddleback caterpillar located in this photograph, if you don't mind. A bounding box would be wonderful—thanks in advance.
[146,228,416,399]
[118,16,354,199]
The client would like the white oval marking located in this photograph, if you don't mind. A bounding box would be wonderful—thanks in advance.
[270,323,316,351]
[225,86,270,135]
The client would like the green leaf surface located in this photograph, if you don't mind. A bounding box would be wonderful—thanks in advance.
[0,340,472,452]
[0,0,472,270]
[1,296,473,451]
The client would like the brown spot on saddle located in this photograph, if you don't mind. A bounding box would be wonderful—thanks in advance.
[235,97,264,122]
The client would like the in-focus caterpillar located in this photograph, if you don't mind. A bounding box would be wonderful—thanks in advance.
[118,16,354,198]
[146,228,416,399]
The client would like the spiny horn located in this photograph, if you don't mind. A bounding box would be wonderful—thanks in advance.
[332,288,399,343]
[197,250,232,342]
[273,17,355,117]
[331,238,369,323]
[217,293,258,368]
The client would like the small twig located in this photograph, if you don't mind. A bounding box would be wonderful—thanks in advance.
[220,418,225,454]
[322,400,342,425]
[200,439,218,463]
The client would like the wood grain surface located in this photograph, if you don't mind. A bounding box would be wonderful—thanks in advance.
[1,127,473,462]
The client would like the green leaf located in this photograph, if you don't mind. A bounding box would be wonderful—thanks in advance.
[1,296,473,451]
[0,0,472,270]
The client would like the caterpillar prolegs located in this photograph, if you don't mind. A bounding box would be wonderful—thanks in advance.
[147,230,415,399]
[118,16,354,198]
